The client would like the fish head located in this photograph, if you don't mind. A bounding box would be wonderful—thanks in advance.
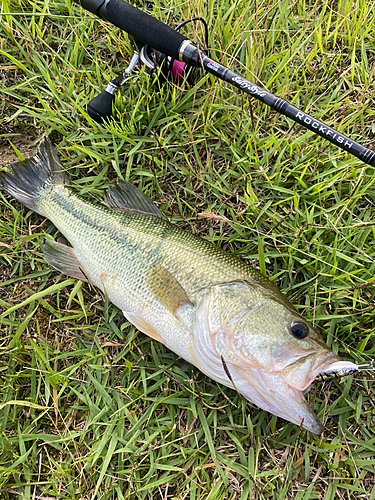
[191,280,356,433]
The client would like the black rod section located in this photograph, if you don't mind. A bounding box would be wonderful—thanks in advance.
[180,43,375,167]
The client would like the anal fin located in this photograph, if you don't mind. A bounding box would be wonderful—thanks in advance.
[43,239,88,281]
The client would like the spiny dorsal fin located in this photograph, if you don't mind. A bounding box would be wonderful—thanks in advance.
[104,181,166,219]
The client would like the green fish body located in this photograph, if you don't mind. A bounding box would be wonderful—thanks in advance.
[0,140,357,433]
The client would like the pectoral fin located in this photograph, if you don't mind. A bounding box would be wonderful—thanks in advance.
[43,239,88,281]
[146,264,193,316]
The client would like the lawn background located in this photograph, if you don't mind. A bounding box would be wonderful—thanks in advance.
[1,0,375,498]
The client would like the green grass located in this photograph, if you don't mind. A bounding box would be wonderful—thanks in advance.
[1,0,375,498]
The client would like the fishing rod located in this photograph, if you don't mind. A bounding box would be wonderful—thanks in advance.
[77,0,375,167]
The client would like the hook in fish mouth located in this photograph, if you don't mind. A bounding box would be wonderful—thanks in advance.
[313,361,359,383]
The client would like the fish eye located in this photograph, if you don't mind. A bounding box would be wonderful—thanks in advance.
[290,321,308,339]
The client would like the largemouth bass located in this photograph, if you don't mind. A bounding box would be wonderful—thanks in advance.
[0,139,358,433]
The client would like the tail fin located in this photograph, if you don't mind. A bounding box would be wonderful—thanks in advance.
[0,139,69,216]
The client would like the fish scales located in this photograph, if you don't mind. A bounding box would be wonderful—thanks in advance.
[0,139,359,433]
[42,182,277,303]
[41,182,274,361]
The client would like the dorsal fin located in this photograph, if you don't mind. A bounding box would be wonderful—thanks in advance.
[104,181,166,219]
